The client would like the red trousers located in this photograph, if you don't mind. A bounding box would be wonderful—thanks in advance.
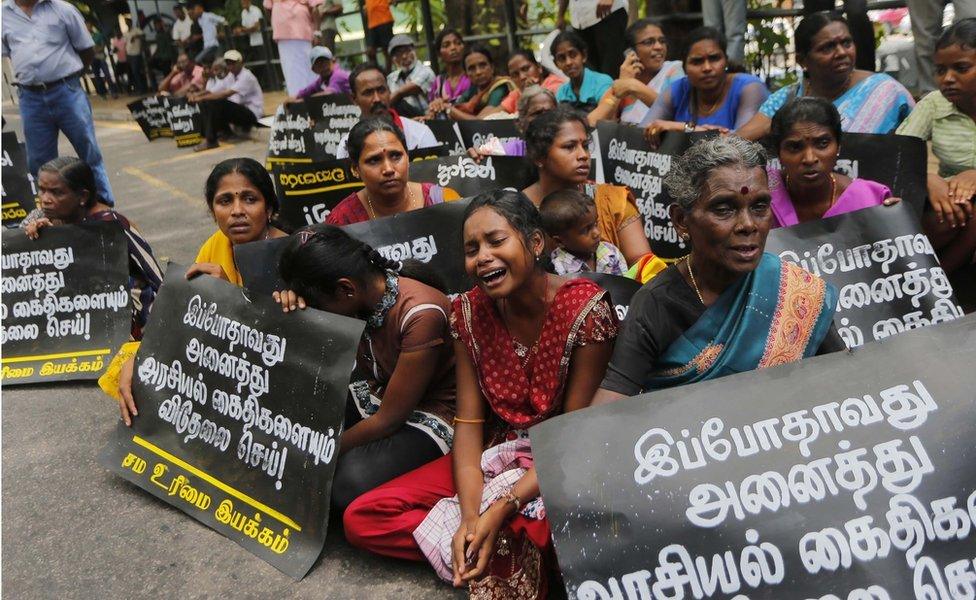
[343,453,552,561]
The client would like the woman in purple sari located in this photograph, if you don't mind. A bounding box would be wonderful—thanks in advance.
[767,97,899,228]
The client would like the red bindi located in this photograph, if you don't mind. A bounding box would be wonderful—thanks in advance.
[740,185,750,195]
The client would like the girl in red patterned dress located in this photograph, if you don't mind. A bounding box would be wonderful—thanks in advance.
[343,189,619,598]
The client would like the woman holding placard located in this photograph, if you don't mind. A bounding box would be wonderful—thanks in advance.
[593,136,844,405]
[327,118,461,226]
[521,105,655,266]
[274,224,456,512]
[897,18,976,274]
[189,158,290,286]
[343,190,617,598]
[767,97,900,228]
[737,12,915,141]
[21,156,163,340]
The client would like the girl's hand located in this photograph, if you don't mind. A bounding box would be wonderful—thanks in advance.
[272,289,306,312]
[459,503,510,584]
[185,262,229,281]
[451,516,481,587]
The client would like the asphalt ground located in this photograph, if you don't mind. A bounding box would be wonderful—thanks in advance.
[0,107,464,599]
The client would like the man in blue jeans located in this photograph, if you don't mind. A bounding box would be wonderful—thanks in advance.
[1,0,115,205]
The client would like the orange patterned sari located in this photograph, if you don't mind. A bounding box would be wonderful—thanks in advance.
[646,253,837,389]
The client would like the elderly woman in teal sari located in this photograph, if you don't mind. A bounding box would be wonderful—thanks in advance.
[593,136,844,402]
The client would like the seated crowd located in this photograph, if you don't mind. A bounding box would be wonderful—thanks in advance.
[23,12,976,598]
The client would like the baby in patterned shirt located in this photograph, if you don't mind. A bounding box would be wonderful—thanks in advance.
[540,189,626,276]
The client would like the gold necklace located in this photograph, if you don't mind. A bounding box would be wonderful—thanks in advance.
[684,254,705,305]
[366,184,415,219]
[699,76,728,115]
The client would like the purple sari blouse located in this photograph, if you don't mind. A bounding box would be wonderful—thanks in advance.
[767,166,892,228]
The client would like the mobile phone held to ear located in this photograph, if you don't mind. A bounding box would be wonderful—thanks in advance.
[623,47,637,59]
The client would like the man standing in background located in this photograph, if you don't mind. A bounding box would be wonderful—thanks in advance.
[556,0,628,78]
[172,3,192,50]
[701,0,746,67]
[124,17,147,94]
[2,0,116,204]
[315,0,343,52]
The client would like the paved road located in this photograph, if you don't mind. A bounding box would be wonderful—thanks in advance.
[1,111,463,599]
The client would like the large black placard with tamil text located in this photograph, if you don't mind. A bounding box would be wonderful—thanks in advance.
[234,237,288,296]
[765,202,963,348]
[305,93,362,160]
[408,155,537,198]
[166,97,204,147]
[2,131,36,227]
[597,123,713,260]
[532,314,976,599]
[271,158,363,231]
[1,223,130,384]
[343,199,472,295]
[266,103,314,168]
[99,267,363,579]
[765,133,928,213]
[456,119,521,151]
[128,95,174,141]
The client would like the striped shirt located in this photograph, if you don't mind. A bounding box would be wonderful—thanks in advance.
[896,90,976,178]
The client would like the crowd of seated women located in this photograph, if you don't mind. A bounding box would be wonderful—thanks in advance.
[20,11,975,599]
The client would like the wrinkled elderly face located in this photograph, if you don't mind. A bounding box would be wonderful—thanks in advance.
[392,46,416,70]
[672,165,772,277]
[212,62,228,78]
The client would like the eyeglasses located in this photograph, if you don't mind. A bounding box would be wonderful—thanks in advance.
[635,37,667,48]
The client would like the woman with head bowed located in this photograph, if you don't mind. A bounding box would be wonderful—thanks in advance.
[593,136,845,405]
[428,29,471,105]
[489,50,565,117]
[588,17,684,126]
[428,45,516,120]
[327,118,461,226]
[737,12,915,141]
[640,26,769,145]
[22,156,163,340]
[273,224,456,513]
[188,157,290,286]
[768,97,900,228]
[522,105,654,265]
[343,190,618,598]
[897,18,976,274]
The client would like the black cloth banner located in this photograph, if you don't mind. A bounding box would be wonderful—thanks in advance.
[456,119,521,151]
[344,200,472,294]
[305,94,362,160]
[765,202,963,349]
[532,313,976,599]
[408,155,537,198]
[2,131,36,227]
[1,223,130,384]
[128,95,174,141]
[765,133,927,213]
[425,120,466,155]
[166,98,204,147]
[597,123,713,259]
[271,158,363,231]
[99,266,363,579]
[578,272,642,322]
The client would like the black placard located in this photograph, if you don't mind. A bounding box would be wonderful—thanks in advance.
[1,223,131,384]
[344,200,472,294]
[408,155,537,198]
[235,237,288,296]
[1,131,36,227]
[166,97,204,147]
[532,314,976,599]
[425,120,466,155]
[304,94,362,160]
[266,104,314,168]
[456,119,521,151]
[578,272,642,322]
[99,267,363,580]
[765,202,963,349]
[765,133,927,213]
[597,123,712,259]
[272,158,363,231]
[128,95,174,140]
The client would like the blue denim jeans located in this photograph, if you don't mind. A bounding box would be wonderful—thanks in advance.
[17,79,114,205]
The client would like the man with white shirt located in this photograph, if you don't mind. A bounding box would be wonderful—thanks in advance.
[335,62,438,159]
[171,4,192,48]
[190,50,263,151]
[188,0,226,65]
[555,0,628,78]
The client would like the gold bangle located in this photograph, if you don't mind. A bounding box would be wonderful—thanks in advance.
[452,417,486,425]
[501,489,521,512]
